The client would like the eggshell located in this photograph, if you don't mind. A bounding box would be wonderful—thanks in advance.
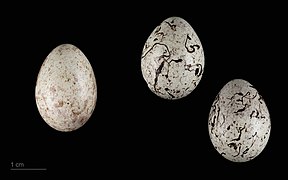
[35,44,97,132]
[208,79,271,162]
[141,16,205,100]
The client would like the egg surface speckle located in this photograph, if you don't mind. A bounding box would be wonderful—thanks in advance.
[208,79,271,162]
[35,44,97,132]
[141,16,204,100]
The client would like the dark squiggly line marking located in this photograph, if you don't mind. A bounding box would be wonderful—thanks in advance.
[232,124,246,141]
[195,64,202,77]
[241,139,256,157]
[209,94,220,134]
[141,43,170,59]
[154,26,161,34]
[252,132,257,137]
[165,21,176,31]
[192,80,197,87]
[142,43,170,93]
[228,91,257,105]
[210,105,220,135]
[233,145,241,157]
[241,147,249,157]
[184,64,202,77]
[258,95,264,104]
[250,109,260,118]
[234,104,248,113]
[154,32,164,42]
[165,88,175,98]
[171,59,183,63]
[157,58,184,92]
[154,61,165,92]
[244,91,257,99]
[185,34,200,53]
[215,106,220,126]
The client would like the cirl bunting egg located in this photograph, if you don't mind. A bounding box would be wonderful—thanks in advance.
[208,79,271,162]
[141,16,205,100]
[35,44,97,132]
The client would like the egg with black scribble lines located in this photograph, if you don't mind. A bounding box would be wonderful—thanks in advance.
[35,44,97,132]
[141,16,204,100]
[208,79,271,162]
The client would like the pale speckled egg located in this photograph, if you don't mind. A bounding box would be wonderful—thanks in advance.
[141,16,205,100]
[208,79,271,162]
[35,44,97,132]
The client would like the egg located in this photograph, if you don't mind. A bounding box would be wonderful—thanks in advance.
[208,79,271,162]
[35,44,97,132]
[141,16,205,100]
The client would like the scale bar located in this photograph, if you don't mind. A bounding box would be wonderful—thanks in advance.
[11,168,47,171]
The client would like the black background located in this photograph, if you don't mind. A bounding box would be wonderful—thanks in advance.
[5,1,286,178]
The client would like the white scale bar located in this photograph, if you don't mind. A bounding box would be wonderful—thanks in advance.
[11,168,47,170]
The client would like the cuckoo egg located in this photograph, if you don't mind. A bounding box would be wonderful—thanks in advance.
[35,44,97,132]
[141,16,205,100]
[208,79,271,162]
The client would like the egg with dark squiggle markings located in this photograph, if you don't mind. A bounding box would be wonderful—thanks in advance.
[208,79,271,162]
[141,16,204,100]
[35,44,97,132]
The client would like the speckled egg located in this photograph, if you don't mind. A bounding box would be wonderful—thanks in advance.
[141,16,205,100]
[35,44,97,132]
[208,79,271,162]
